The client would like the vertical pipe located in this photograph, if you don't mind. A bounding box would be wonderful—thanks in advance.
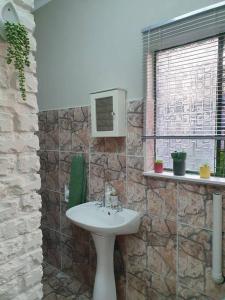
[212,192,224,284]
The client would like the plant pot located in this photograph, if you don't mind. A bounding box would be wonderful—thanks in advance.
[200,165,210,179]
[173,160,186,176]
[154,163,163,173]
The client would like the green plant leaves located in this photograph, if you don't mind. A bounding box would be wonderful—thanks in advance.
[171,151,187,161]
[4,21,30,101]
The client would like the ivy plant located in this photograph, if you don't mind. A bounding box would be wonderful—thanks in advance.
[4,21,30,101]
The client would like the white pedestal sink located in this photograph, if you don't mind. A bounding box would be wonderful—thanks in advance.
[66,202,141,300]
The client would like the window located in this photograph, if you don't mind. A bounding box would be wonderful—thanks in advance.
[143,3,225,178]
[156,37,218,173]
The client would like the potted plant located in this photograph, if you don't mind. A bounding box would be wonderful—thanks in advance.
[171,151,187,176]
[200,164,211,179]
[154,160,163,173]
[4,21,30,101]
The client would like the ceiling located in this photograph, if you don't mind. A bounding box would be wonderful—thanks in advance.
[34,0,52,11]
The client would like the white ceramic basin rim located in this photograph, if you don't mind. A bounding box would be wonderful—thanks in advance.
[66,201,141,235]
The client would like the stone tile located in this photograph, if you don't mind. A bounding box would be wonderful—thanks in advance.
[126,234,147,279]
[147,178,177,220]
[42,228,61,269]
[42,263,58,280]
[41,189,60,231]
[59,152,89,197]
[90,137,126,154]
[71,107,89,153]
[204,266,225,299]
[178,183,225,232]
[61,227,90,285]
[89,153,126,203]
[178,183,211,229]
[39,150,47,190]
[60,197,73,237]
[38,102,225,300]
[149,272,176,299]
[59,107,89,152]
[38,110,59,151]
[178,224,211,293]
[38,111,47,150]
[42,263,91,299]
[114,237,127,300]
[127,271,151,300]
[127,156,147,212]
[127,100,144,156]
[45,110,59,150]
[89,154,105,201]
[104,137,126,153]
[177,284,211,300]
[137,213,152,241]
[147,217,176,280]
[123,216,150,299]
[39,150,59,192]
[59,110,72,151]
[90,137,106,153]
[76,288,92,300]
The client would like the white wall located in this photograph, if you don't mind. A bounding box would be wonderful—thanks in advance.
[35,0,221,111]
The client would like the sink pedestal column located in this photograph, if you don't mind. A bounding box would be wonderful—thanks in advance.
[92,233,116,300]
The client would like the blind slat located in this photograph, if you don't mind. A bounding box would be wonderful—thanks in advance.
[143,3,225,174]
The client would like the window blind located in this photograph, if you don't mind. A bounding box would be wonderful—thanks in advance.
[143,1,225,52]
[143,2,225,175]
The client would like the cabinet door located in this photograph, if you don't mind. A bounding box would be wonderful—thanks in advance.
[95,96,114,132]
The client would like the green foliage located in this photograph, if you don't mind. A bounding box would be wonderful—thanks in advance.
[216,150,225,177]
[202,163,210,168]
[171,151,187,161]
[155,160,163,164]
[4,21,30,101]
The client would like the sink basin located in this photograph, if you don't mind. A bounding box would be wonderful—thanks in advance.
[66,201,141,300]
[66,201,141,235]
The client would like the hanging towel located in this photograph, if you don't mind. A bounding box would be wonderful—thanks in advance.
[68,154,87,208]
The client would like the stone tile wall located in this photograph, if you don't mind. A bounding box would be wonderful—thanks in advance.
[39,100,225,299]
[0,1,43,299]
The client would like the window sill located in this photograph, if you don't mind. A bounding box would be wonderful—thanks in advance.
[143,170,225,186]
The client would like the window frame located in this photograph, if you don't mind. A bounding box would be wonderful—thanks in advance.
[144,33,225,179]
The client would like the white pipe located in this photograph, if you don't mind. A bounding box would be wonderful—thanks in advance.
[212,192,224,284]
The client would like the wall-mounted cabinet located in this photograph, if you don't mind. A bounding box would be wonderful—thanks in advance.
[90,88,126,137]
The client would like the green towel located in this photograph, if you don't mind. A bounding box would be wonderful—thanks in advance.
[68,154,87,208]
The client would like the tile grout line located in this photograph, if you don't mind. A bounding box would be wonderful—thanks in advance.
[58,110,63,271]
[125,98,128,300]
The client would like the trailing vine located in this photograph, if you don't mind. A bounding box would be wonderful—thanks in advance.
[4,21,30,101]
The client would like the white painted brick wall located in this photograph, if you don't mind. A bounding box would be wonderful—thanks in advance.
[0,1,43,299]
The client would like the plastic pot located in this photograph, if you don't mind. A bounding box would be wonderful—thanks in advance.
[154,163,163,173]
[200,165,210,179]
[173,159,186,176]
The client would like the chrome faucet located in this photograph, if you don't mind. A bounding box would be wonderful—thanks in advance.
[115,200,123,212]
[104,183,112,207]
[95,184,112,208]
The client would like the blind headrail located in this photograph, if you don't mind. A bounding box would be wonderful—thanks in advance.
[142,1,225,34]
